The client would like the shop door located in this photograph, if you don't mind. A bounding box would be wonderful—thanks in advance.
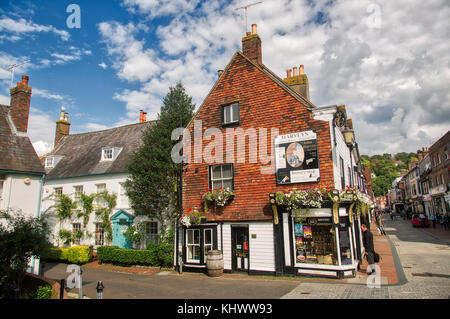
[231,226,249,272]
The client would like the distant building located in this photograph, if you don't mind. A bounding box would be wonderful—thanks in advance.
[0,75,45,274]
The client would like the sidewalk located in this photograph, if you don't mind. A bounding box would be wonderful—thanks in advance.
[350,216,399,285]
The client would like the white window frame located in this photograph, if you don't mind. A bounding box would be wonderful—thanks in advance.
[146,221,159,243]
[209,164,233,190]
[73,223,81,245]
[73,185,83,201]
[204,229,213,256]
[186,229,201,263]
[45,157,54,168]
[222,103,239,125]
[102,148,114,161]
[95,223,104,246]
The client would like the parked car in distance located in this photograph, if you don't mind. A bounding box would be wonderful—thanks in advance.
[412,214,429,227]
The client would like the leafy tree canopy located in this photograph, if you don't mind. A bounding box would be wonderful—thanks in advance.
[125,82,195,221]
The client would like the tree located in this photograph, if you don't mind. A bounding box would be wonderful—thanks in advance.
[0,209,51,298]
[125,82,195,222]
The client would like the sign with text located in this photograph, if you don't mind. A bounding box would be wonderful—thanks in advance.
[274,130,319,184]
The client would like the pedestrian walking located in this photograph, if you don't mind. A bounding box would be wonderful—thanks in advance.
[375,213,386,235]
[361,224,377,274]
[431,213,436,228]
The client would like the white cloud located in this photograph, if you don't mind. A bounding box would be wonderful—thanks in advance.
[99,61,108,69]
[0,16,70,41]
[98,0,449,156]
[33,88,64,101]
[122,0,200,17]
[28,107,57,156]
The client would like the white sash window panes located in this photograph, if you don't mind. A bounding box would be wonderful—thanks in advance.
[210,164,233,190]
[187,229,200,263]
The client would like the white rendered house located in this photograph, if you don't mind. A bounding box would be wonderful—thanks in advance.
[41,110,164,250]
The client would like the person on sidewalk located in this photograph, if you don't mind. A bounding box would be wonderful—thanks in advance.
[361,224,376,274]
[378,213,387,235]
[431,213,436,228]
[444,212,450,231]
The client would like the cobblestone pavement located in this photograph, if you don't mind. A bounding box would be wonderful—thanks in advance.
[282,215,450,299]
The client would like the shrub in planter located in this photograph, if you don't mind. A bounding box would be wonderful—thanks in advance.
[41,246,93,264]
[36,285,53,299]
[65,245,93,264]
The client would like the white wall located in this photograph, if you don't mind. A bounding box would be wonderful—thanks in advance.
[41,173,162,248]
[313,108,355,191]
[0,173,42,217]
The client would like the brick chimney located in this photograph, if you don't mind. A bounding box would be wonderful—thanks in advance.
[242,24,262,65]
[10,75,32,133]
[54,107,70,148]
[283,65,310,100]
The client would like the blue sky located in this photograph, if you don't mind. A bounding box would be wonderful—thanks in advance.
[0,0,449,156]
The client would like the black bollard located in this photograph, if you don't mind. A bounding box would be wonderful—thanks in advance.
[60,279,65,299]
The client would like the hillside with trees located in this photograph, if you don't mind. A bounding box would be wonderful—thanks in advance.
[361,152,419,197]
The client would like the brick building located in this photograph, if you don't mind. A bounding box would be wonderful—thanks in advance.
[428,130,449,216]
[177,25,369,279]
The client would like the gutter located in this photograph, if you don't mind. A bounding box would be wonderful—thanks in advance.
[30,173,45,275]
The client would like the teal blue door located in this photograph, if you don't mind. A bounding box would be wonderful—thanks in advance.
[110,210,134,249]
[112,221,133,248]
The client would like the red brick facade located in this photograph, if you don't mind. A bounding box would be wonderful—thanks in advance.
[182,43,335,222]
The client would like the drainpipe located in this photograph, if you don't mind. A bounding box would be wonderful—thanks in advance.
[31,173,45,275]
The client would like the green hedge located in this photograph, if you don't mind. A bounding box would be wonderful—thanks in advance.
[41,245,93,265]
[97,243,173,268]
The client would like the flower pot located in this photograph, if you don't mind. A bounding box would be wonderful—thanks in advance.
[206,250,224,277]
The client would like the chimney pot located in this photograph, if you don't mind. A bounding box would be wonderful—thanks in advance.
[251,24,257,35]
[22,75,29,86]
[246,31,251,36]
[299,64,305,74]
[293,67,298,76]
[286,69,292,78]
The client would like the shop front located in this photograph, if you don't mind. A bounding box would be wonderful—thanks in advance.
[271,190,367,279]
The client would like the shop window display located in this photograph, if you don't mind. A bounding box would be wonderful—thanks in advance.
[294,218,337,265]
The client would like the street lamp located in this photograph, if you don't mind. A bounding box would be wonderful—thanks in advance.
[96,281,104,299]
[342,126,355,187]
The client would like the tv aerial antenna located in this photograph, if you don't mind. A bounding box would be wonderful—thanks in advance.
[7,60,29,88]
[235,1,263,33]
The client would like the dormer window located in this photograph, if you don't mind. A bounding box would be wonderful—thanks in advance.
[101,147,123,161]
[45,157,54,168]
[45,155,63,168]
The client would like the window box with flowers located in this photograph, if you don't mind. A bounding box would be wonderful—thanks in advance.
[202,187,235,213]
[180,208,205,228]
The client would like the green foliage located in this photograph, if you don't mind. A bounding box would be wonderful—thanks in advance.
[40,245,93,265]
[58,229,73,246]
[35,285,53,299]
[52,193,77,222]
[123,223,145,246]
[0,209,52,298]
[125,82,195,221]
[94,191,117,244]
[97,244,174,268]
[78,193,95,229]
[362,151,419,196]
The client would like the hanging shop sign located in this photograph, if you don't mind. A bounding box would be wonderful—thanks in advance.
[274,130,320,184]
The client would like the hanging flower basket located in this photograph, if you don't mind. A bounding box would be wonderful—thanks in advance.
[202,187,235,213]
[180,208,205,228]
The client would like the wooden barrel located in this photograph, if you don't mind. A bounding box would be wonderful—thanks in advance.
[206,250,224,277]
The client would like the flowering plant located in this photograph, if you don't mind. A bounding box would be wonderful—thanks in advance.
[274,188,325,211]
[202,187,235,212]
[180,208,205,227]
[123,224,144,246]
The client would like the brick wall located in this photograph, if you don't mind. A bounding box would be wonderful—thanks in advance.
[10,76,32,133]
[182,52,334,222]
